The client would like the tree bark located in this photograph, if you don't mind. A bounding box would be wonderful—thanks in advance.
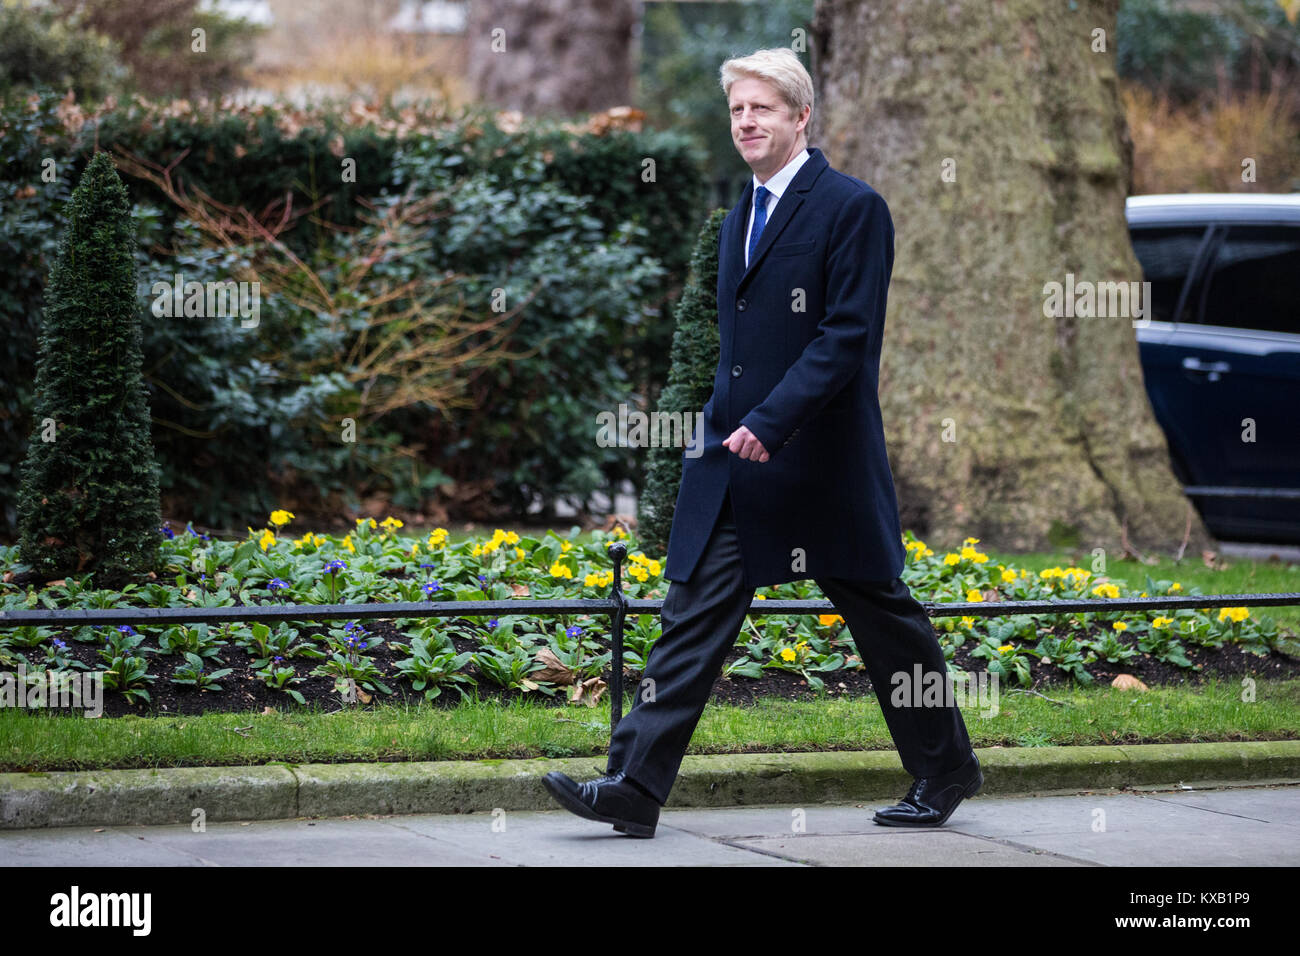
[465,0,638,114]
[809,0,1211,556]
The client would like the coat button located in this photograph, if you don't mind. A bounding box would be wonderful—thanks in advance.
[731,364,743,378]
[737,298,747,311]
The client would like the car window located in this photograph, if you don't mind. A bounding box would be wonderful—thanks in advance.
[1128,225,1210,323]
[1194,225,1300,335]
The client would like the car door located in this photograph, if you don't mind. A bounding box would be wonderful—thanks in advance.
[1129,223,1216,485]
[1162,223,1300,542]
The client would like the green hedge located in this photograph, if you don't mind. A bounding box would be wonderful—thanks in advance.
[0,90,709,534]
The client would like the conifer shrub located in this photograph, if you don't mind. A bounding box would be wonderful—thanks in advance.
[637,208,726,556]
[17,151,162,584]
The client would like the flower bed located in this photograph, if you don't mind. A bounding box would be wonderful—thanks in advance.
[1,518,1296,718]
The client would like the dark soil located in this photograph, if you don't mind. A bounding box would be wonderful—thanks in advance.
[8,617,1300,719]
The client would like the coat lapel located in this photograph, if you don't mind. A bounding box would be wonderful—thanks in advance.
[734,146,829,292]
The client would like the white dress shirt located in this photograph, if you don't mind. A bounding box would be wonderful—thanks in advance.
[744,146,810,268]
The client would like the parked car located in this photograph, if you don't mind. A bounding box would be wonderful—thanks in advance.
[1127,193,1300,544]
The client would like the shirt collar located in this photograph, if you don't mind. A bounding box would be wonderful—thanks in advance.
[752,147,810,203]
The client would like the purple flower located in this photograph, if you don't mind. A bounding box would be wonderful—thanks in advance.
[566,624,583,638]
[268,578,289,592]
[324,559,347,575]
[422,581,441,597]
[486,618,499,631]
[159,523,176,539]
[117,625,136,635]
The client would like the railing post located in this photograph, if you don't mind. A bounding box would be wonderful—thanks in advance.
[606,542,628,735]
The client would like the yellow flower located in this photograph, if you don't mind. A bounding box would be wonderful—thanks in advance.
[258,529,276,551]
[269,509,294,528]
[410,544,420,556]
[963,537,980,546]
[966,589,984,602]
[1152,616,1173,628]
[505,531,520,545]
[342,535,355,554]
[1113,621,1128,631]
[1218,606,1249,624]
[780,647,796,662]
[1001,568,1018,584]
[428,528,448,548]
[611,526,627,539]
[515,547,525,560]
[549,561,573,579]
[560,540,573,552]
[819,613,844,627]
[1168,582,1182,592]
[960,616,976,628]
[1091,583,1120,599]
[481,539,500,554]
[380,516,403,532]
[998,644,1014,654]
[471,544,482,558]
[356,517,377,529]
[959,546,989,563]
[584,573,600,587]
[943,553,961,566]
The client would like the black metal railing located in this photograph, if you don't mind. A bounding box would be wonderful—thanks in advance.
[3,542,1299,732]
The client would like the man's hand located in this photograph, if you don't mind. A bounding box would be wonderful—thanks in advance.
[723,425,769,463]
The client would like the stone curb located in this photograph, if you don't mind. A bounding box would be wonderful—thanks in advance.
[2,741,1298,830]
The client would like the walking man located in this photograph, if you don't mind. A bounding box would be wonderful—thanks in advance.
[543,48,981,838]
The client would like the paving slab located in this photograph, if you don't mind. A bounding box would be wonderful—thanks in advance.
[730,831,1085,866]
[387,811,802,866]
[946,787,1300,866]
[2,785,1294,866]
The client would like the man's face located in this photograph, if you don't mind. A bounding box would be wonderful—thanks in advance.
[729,76,809,182]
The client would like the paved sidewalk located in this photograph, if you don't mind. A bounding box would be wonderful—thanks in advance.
[3,783,1296,866]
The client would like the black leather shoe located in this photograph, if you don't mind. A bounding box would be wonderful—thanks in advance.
[873,751,982,828]
[542,769,661,838]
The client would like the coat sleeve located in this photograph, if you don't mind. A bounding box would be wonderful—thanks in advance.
[738,188,893,457]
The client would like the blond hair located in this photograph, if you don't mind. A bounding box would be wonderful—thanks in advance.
[719,48,814,119]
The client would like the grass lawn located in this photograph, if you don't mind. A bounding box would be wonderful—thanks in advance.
[2,676,1296,773]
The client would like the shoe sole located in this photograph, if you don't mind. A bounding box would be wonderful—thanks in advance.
[872,772,983,829]
[541,776,657,838]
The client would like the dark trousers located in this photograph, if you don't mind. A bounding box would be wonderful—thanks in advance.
[605,489,973,806]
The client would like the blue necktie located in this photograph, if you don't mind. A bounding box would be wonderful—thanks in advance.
[748,184,771,267]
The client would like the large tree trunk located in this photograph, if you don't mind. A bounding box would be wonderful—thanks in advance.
[809,0,1211,557]
[465,0,637,114]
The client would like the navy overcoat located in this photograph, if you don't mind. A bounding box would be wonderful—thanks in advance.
[662,146,907,589]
